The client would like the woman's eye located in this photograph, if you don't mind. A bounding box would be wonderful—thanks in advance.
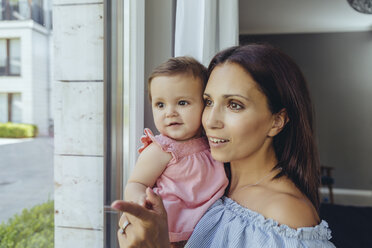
[228,101,243,110]
[156,102,164,108]
[204,99,213,107]
[178,100,189,106]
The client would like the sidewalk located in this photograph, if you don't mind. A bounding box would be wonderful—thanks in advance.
[0,138,34,146]
[0,136,54,224]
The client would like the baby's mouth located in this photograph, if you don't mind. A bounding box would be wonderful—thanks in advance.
[168,122,182,127]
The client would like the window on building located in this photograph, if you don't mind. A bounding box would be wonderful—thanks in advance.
[0,38,21,76]
[0,93,22,123]
[0,0,44,25]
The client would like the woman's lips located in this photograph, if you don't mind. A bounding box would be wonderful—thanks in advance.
[208,136,229,148]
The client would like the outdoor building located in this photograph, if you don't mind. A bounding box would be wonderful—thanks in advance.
[0,0,52,135]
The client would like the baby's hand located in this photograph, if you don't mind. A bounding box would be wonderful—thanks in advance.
[134,193,147,207]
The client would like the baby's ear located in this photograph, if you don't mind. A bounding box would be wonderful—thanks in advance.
[268,108,289,137]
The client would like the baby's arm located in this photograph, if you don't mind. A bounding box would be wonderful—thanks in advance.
[124,142,172,206]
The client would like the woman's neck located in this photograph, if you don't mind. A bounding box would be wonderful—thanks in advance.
[228,146,278,195]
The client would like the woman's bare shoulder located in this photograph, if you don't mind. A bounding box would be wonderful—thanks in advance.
[262,192,320,229]
[232,177,320,229]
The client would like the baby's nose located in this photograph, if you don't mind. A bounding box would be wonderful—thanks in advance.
[165,106,178,117]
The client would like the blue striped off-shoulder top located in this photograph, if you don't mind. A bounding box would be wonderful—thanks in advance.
[185,197,336,248]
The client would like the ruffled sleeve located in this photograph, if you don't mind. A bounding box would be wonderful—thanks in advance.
[137,128,179,163]
[138,128,155,153]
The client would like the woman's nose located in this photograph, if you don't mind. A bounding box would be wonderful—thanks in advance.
[203,107,224,129]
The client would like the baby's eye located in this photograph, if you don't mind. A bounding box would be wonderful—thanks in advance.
[155,102,165,108]
[228,101,244,110]
[178,100,189,106]
[204,98,213,107]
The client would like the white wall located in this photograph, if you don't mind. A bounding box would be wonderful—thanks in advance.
[239,0,372,34]
[53,0,104,247]
[240,31,372,191]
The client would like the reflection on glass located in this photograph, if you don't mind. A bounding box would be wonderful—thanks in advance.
[18,0,31,19]
[0,39,6,75]
[0,0,53,247]
[0,38,21,76]
[11,93,22,123]
[10,39,21,75]
[0,93,7,123]
[0,93,22,122]
[0,0,44,25]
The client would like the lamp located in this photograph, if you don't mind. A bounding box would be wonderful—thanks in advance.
[347,0,372,14]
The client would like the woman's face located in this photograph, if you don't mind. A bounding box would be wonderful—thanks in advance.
[202,62,276,163]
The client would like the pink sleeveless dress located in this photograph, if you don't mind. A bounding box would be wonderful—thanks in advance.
[138,128,228,242]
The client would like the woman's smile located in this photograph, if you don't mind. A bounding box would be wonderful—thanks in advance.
[207,136,230,148]
[208,137,229,144]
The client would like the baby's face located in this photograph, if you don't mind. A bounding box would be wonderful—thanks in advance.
[151,74,204,141]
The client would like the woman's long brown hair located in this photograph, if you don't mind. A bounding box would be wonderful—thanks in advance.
[211,44,321,210]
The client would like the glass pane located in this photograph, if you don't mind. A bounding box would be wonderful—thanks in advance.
[0,2,53,247]
[9,0,18,7]
[31,0,43,25]
[9,39,21,75]
[0,39,6,75]
[9,0,19,20]
[0,1,3,20]
[0,93,8,122]
[18,0,31,19]
[11,93,22,123]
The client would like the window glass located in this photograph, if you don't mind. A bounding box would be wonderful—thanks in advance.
[0,2,53,247]
[0,93,7,122]
[18,0,31,19]
[11,93,22,123]
[8,0,18,20]
[0,39,6,75]
[31,0,43,25]
[10,39,21,75]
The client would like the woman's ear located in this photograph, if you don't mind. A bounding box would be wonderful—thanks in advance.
[268,108,289,137]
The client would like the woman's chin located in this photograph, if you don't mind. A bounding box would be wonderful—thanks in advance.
[210,152,229,163]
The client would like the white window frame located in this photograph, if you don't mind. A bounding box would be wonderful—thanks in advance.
[103,1,145,247]
[122,0,145,189]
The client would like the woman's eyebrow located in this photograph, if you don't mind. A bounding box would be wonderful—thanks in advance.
[223,94,249,101]
[203,93,249,101]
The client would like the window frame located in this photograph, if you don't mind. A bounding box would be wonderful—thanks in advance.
[103,0,145,247]
[0,92,22,122]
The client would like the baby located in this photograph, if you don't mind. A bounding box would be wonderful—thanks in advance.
[124,57,228,245]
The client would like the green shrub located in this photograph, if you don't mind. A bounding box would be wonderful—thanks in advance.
[0,200,54,248]
[0,122,38,138]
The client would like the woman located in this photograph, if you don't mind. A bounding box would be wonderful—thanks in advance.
[112,44,335,248]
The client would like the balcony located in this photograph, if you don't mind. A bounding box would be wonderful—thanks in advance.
[0,0,45,26]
